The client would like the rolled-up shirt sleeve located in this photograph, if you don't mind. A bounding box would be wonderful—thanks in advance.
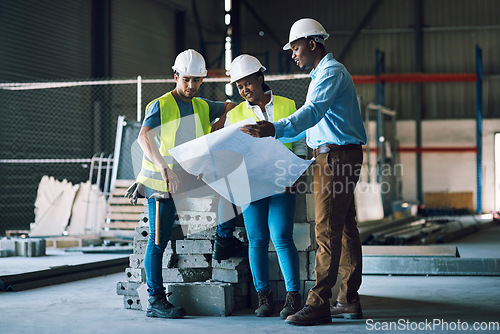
[273,67,343,139]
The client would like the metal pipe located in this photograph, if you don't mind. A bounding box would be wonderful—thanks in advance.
[367,103,396,117]
[476,45,483,213]
[136,75,142,122]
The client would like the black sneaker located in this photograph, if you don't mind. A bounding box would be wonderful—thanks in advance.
[213,234,247,260]
[146,292,186,319]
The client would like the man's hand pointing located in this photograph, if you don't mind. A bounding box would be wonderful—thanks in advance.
[240,120,275,138]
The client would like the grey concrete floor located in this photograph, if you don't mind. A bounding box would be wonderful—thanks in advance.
[1,274,499,334]
[1,223,499,334]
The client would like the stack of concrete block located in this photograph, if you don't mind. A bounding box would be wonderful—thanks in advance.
[0,237,46,257]
[117,196,249,316]
[212,255,252,310]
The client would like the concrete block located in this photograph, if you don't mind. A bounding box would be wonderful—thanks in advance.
[212,268,251,283]
[303,273,342,305]
[0,249,8,257]
[162,268,212,283]
[129,254,144,268]
[176,239,212,254]
[212,257,249,270]
[234,294,250,310]
[139,213,148,226]
[0,239,16,257]
[116,281,141,296]
[15,239,40,257]
[232,282,250,297]
[298,251,309,281]
[133,240,148,255]
[174,254,211,268]
[269,222,316,252]
[123,295,142,310]
[294,192,308,223]
[125,268,145,282]
[174,196,218,212]
[134,226,149,241]
[175,211,217,225]
[164,240,175,254]
[268,252,283,281]
[232,282,251,309]
[162,252,177,268]
[309,251,316,280]
[306,193,315,222]
[35,239,46,256]
[184,224,217,240]
[137,283,149,311]
[167,282,234,316]
[133,239,174,255]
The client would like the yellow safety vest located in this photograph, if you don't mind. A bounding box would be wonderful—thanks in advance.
[136,92,211,192]
[227,95,296,150]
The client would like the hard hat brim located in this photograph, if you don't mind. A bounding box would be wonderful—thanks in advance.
[229,66,266,84]
[283,33,330,51]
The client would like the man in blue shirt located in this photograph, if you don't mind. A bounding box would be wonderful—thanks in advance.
[242,18,367,326]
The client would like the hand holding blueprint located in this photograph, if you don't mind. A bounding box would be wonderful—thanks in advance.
[169,118,313,206]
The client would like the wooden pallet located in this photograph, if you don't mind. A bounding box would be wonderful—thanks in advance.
[102,180,145,237]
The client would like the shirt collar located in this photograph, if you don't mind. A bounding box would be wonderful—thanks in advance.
[310,53,334,79]
[245,90,273,109]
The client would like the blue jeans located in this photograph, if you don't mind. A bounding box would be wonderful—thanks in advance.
[144,197,176,296]
[144,193,236,296]
[241,191,300,293]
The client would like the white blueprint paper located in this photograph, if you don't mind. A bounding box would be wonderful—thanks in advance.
[169,118,313,206]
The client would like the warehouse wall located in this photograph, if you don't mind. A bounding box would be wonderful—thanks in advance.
[0,0,227,81]
[0,0,93,81]
[237,0,500,120]
[364,119,499,213]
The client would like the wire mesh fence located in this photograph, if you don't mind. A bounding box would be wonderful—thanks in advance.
[0,75,314,235]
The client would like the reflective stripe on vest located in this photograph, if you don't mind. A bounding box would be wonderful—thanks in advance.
[227,95,296,150]
[136,92,211,192]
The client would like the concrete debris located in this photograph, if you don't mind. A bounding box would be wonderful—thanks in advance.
[118,193,323,314]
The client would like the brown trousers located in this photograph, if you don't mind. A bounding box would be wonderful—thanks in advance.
[306,148,363,308]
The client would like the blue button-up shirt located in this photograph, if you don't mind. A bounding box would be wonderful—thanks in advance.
[273,53,367,149]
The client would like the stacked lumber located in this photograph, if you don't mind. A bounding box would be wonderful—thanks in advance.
[102,180,145,238]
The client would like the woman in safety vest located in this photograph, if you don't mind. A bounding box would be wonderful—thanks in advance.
[225,54,307,319]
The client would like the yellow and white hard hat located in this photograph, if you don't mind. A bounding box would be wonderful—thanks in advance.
[228,54,266,84]
[283,18,330,50]
[172,49,207,77]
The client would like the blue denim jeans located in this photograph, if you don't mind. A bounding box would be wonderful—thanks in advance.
[144,192,237,296]
[144,197,176,296]
[241,191,300,293]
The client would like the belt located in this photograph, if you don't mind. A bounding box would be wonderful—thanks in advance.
[312,143,362,158]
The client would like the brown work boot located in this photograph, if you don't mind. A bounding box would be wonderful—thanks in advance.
[285,305,332,326]
[330,301,363,319]
[255,290,273,317]
[279,291,301,319]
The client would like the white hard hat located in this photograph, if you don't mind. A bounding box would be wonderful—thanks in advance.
[283,18,330,50]
[227,54,266,84]
[172,49,207,77]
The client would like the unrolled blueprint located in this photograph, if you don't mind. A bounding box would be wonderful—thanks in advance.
[169,118,313,206]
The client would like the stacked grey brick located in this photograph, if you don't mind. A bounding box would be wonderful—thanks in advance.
[116,196,249,316]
